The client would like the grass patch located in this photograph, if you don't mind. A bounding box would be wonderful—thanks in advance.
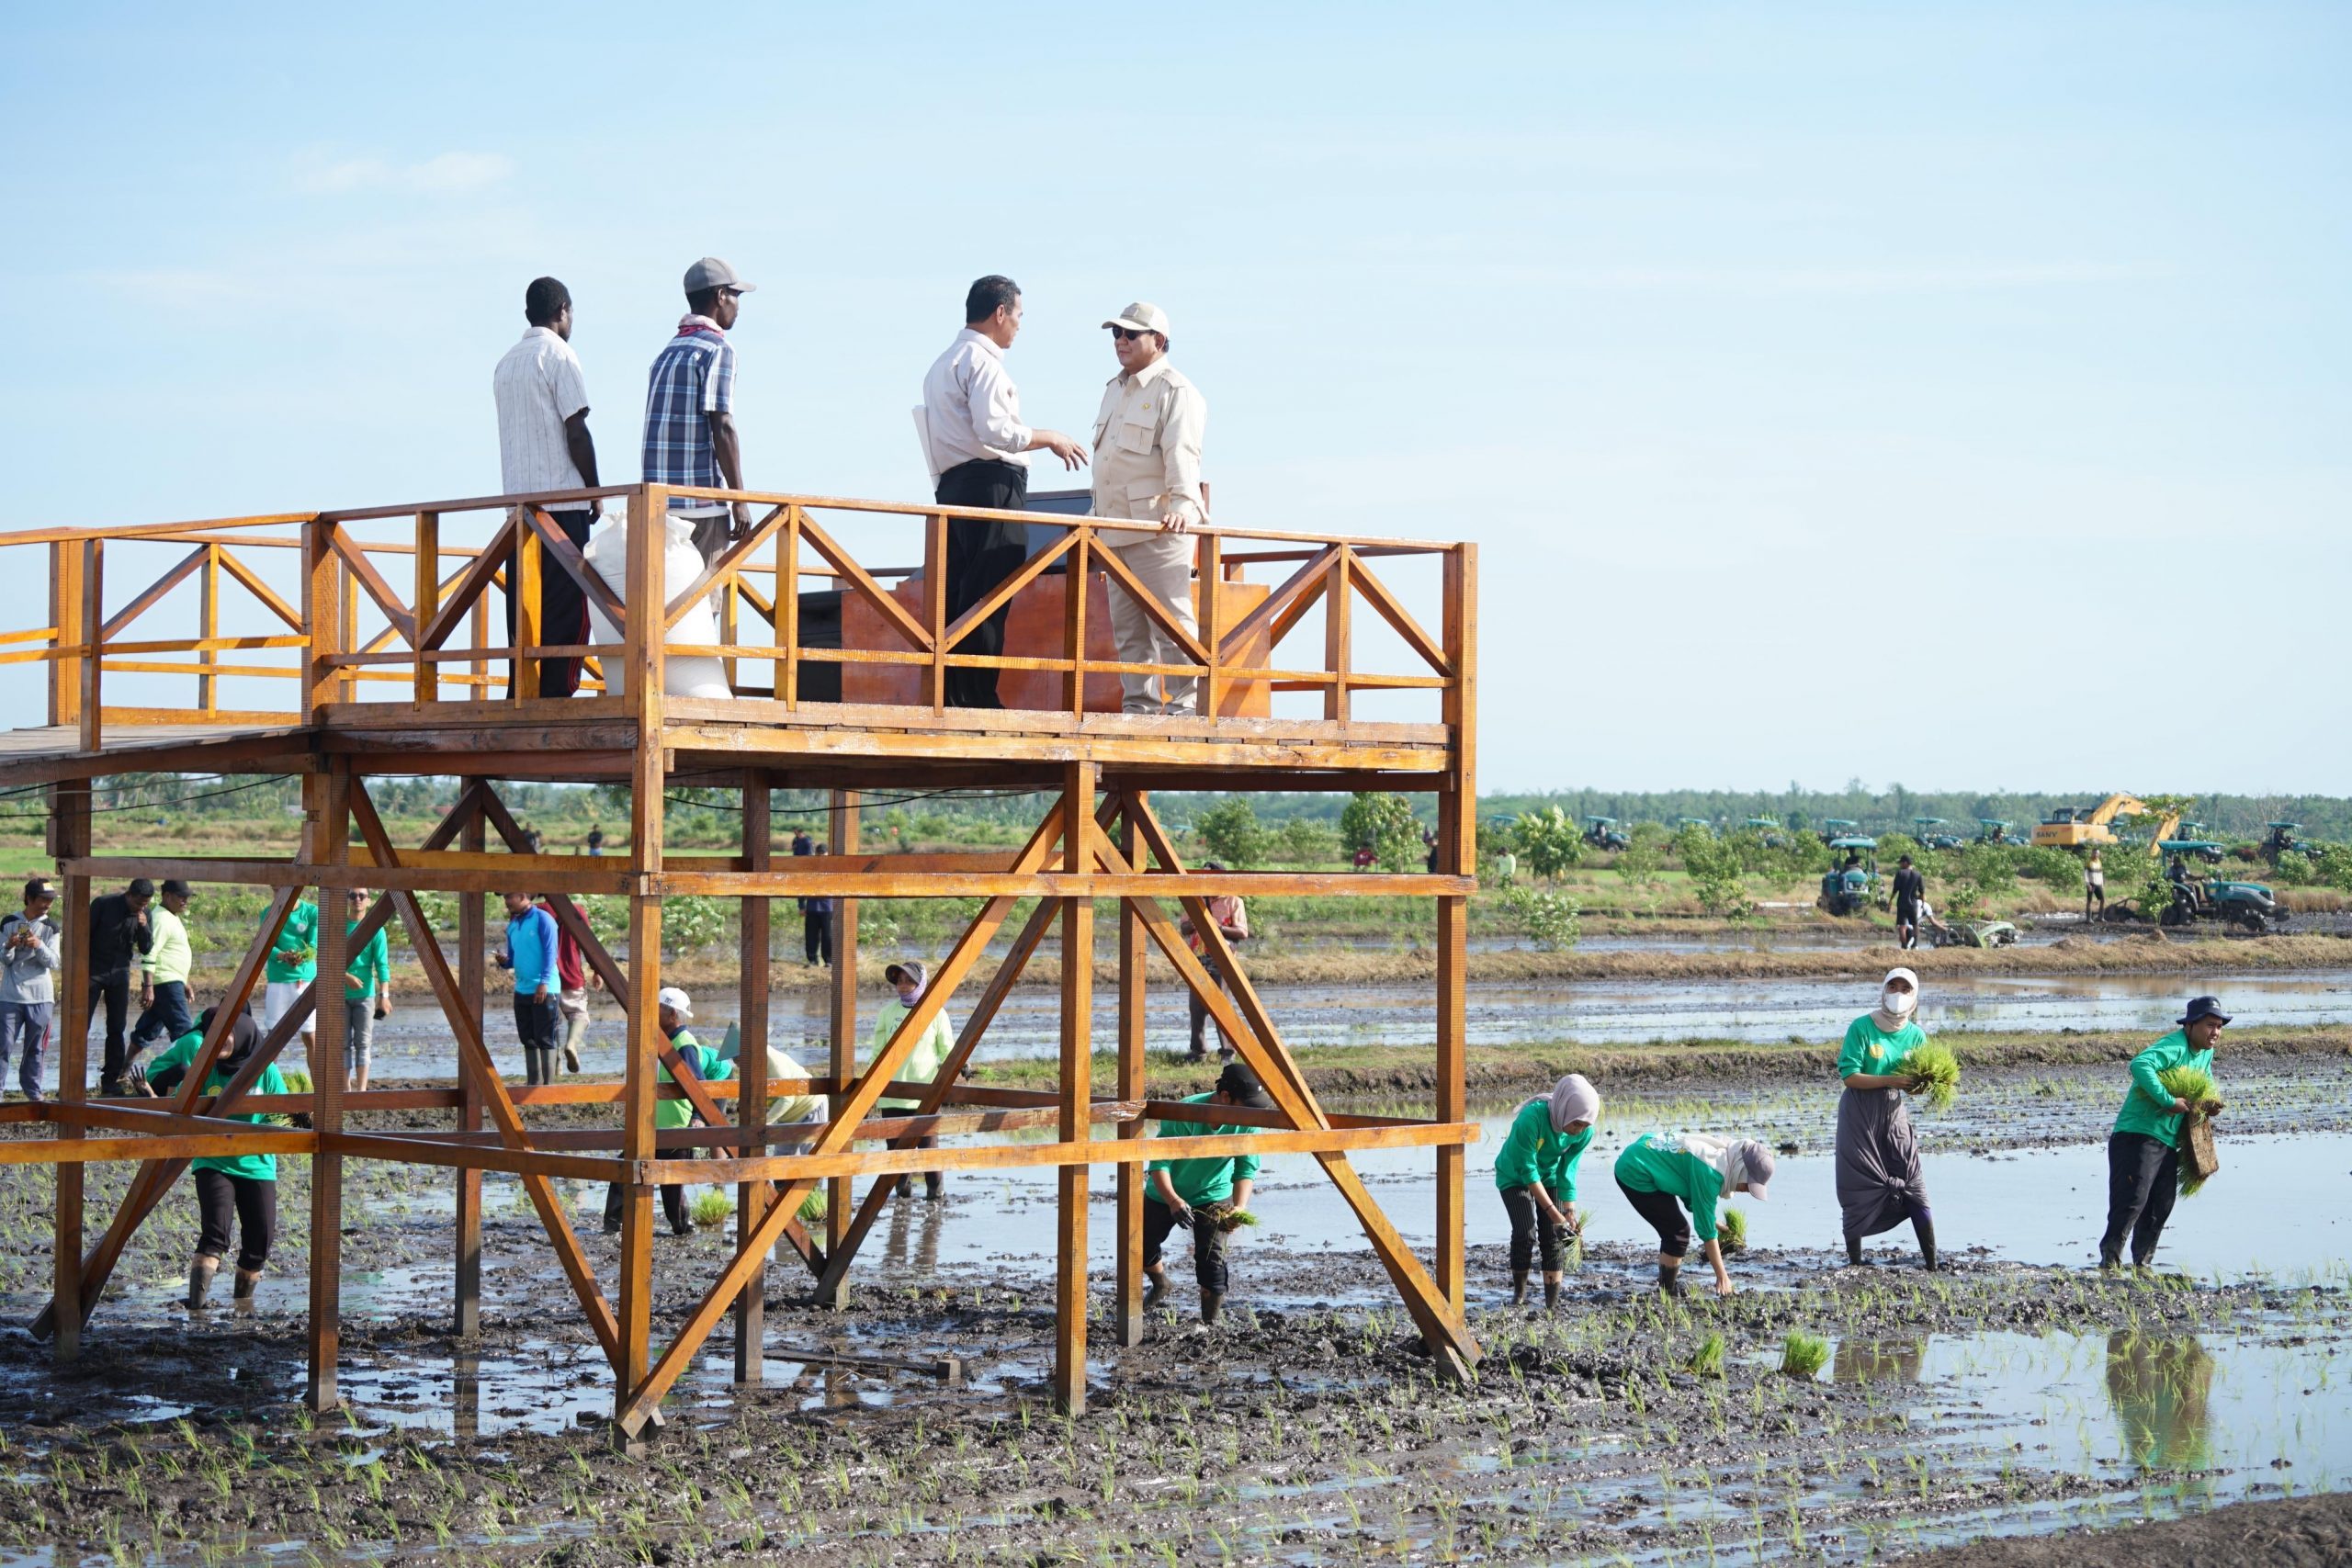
[1689,1331,1725,1378]
[1781,1331,1830,1379]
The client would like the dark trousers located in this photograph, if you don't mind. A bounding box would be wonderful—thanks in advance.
[194,1168,277,1272]
[935,459,1030,709]
[130,979,193,1055]
[1187,955,1234,1056]
[506,507,594,698]
[2099,1132,2179,1267]
[91,971,132,1089]
[1617,1177,1693,1258]
[1500,1184,1566,1274]
[605,1160,695,1235]
[514,993,560,1084]
[803,908,832,966]
[1143,1198,1229,1297]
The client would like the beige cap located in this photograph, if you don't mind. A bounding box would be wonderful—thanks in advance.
[1102,301,1170,335]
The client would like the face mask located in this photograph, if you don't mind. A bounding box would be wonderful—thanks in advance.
[897,985,923,1007]
[1883,987,1916,1017]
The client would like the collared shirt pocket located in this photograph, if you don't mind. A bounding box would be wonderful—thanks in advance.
[1116,414,1158,457]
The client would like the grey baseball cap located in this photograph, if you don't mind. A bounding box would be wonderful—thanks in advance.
[683,256,755,295]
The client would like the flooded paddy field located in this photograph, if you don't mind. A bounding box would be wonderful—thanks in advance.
[1,1055,2348,1565]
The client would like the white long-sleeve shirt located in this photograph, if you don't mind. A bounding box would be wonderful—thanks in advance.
[921,328,1032,471]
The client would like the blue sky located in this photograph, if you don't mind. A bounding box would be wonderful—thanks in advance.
[3,3,2345,794]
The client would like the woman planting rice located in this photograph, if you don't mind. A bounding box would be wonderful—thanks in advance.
[1493,1073,1599,1311]
[142,1010,296,1311]
[1835,966,1939,1269]
[1611,1131,1772,1297]
[2099,997,2227,1270]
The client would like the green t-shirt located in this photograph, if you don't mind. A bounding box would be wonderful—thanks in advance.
[264,899,321,984]
[870,997,955,1111]
[657,1032,735,1131]
[149,1030,289,1181]
[2112,1031,2215,1150]
[1492,1097,1593,1199]
[1838,1015,1926,1079]
[343,921,390,1000]
[1147,1091,1261,1207]
[1612,1132,1727,1243]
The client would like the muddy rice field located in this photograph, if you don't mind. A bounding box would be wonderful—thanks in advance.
[2,961,2349,1565]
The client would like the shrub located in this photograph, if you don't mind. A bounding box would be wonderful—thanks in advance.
[1273,817,1338,868]
[1781,1332,1830,1379]
[1340,793,1424,873]
[2018,846,2084,886]
[1508,807,1586,881]
[1196,798,1272,869]
[1614,824,1667,891]
[1676,828,1755,920]
[1499,883,1580,952]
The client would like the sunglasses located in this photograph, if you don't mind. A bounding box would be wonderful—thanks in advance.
[1110,327,1147,343]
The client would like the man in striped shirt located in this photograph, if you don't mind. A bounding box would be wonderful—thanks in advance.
[644,256,754,562]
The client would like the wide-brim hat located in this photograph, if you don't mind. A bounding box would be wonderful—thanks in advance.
[886,958,927,989]
[2177,995,2230,1027]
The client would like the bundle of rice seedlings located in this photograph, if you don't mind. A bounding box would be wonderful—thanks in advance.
[1564,1209,1592,1270]
[1718,1209,1748,1254]
[1781,1331,1830,1380]
[796,1189,828,1226]
[2155,1065,2222,1116]
[1213,1207,1261,1235]
[1689,1331,1726,1379]
[280,946,315,967]
[1905,1041,1961,1111]
[690,1190,734,1228]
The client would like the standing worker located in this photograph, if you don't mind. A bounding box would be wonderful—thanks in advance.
[2085,851,2106,921]
[259,891,320,1062]
[604,987,731,1236]
[0,879,61,1102]
[87,878,155,1097]
[1891,855,1926,951]
[1611,1130,1773,1297]
[1835,967,1939,1269]
[1179,864,1249,1060]
[645,257,756,563]
[1088,301,1207,716]
[538,893,594,1073]
[495,891,560,1086]
[1141,1062,1274,1325]
[873,959,956,1200]
[1493,1073,1599,1311]
[129,880,197,1071]
[341,887,391,1093]
[793,828,831,966]
[146,1010,296,1311]
[2099,997,2227,1271]
[919,275,1090,708]
[492,275,603,698]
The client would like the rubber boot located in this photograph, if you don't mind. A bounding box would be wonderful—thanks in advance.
[1200,1292,1224,1326]
[1142,1269,1170,1312]
[1543,1273,1562,1313]
[1510,1270,1529,1306]
[1657,1263,1683,1298]
[233,1267,262,1302]
[187,1256,219,1311]
[1913,1213,1938,1272]
[537,1045,559,1086]
[562,1012,585,1074]
[897,1175,913,1198]
[924,1171,944,1201]
[1845,1233,1865,1267]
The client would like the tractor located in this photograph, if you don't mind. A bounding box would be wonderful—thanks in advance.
[2261,822,2304,866]
[1742,816,1789,849]
[1912,817,1965,851]
[2154,854,2286,933]
[1583,816,1632,852]
[1819,818,1860,847]
[1975,818,2018,845]
[1816,836,1881,917]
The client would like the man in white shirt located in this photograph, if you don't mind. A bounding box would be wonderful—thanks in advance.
[492,276,602,698]
[919,275,1088,708]
[1090,301,1207,715]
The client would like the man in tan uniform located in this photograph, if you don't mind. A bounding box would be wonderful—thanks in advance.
[1090,301,1207,715]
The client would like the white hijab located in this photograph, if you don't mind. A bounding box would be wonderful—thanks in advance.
[1870,966,1920,1032]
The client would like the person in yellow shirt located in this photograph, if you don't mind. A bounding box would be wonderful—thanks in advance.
[873,960,956,1200]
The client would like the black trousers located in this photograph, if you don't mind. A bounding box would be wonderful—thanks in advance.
[514,993,560,1083]
[935,459,1030,709]
[505,507,594,698]
[1617,1177,1693,1258]
[2099,1132,2179,1267]
[1143,1198,1230,1297]
[194,1168,277,1272]
[130,979,194,1055]
[1500,1184,1566,1274]
[1187,955,1233,1056]
[605,1156,696,1235]
[803,908,832,965]
[91,970,132,1088]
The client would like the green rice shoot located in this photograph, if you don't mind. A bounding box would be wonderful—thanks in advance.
[1215,1208,1261,1234]
[1565,1208,1591,1270]
[690,1190,734,1228]
[1781,1331,1830,1379]
[1905,1041,1961,1111]
[796,1189,828,1226]
[1717,1208,1747,1254]
[1690,1331,1725,1378]
[2156,1064,2220,1114]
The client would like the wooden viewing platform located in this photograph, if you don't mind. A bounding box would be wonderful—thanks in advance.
[0,482,1480,1437]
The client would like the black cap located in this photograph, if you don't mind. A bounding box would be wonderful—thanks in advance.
[2177,996,2231,1027]
[161,879,191,897]
[1216,1062,1276,1111]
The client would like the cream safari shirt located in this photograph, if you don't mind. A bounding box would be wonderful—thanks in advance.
[1089,358,1206,527]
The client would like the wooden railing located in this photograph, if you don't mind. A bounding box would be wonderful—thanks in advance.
[1,485,1473,751]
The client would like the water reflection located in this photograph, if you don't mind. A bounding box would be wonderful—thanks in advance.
[1833,1338,1924,1384]
[2106,1332,2216,1472]
[884,1197,946,1277]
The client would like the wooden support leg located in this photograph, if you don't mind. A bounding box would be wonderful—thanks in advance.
[616,743,665,1433]
[456,795,485,1338]
[307,768,353,1410]
[734,773,771,1383]
[1054,761,1096,1416]
[1114,801,1147,1348]
[1437,893,1467,1317]
[822,788,858,1311]
[51,781,91,1364]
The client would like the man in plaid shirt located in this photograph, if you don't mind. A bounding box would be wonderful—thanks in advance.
[643,256,755,561]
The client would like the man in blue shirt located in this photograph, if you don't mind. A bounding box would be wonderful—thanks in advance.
[643,256,754,563]
[495,891,561,1085]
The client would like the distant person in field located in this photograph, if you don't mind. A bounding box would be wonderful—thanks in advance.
[1891,854,1926,950]
[492,275,602,699]
[495,890,560,1086]
[88,878,155,1097]
[1089,300,1206,715]
[585,823,605,857]
[793,828,831,966]
[0,879,62,1101]
[920,274,1090,708]
[341,887,391,1093]
[2085,851,2105,920]
[1179,865,1249,1060]
[130,879,196,1070]
[645,256,756,563]
[259,891,320,1061]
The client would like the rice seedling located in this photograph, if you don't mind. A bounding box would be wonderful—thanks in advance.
[1780,1331,1829,1380]
[1212,1207,1261,1234]
[690,1190,734,1227]
[797,1189,828,1224]
[1689,1332,1726,1378]
[1904,1041,1960,1111]
[1717,1209,1747,1254]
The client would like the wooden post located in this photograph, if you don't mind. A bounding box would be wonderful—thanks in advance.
[734,772,771,1382]
[455,793,485,1338]
[1437,542,1477,1316]
[470,591,489,700]
[414,513,440,705]
[198,544,220,715]
[778,506,801,711]
[51,780,92,1362]
[822,787,859,1310]
[1436,892,1466,1315]
[923,512,948,712]
[1054,761,1097,1415]
[1114,795,1147,1347]
[1065,533,1091,718]
[1196,536,1221,720]
[305,519,339,724]
[79,539,103,753]
[616,485,669,1433]
[514,516,543,703]
[1323,547,1351,724]
[50,541,83,729]
[307,766,351,1410]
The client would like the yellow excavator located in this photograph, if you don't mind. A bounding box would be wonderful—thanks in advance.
[2030,795,2181,850]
